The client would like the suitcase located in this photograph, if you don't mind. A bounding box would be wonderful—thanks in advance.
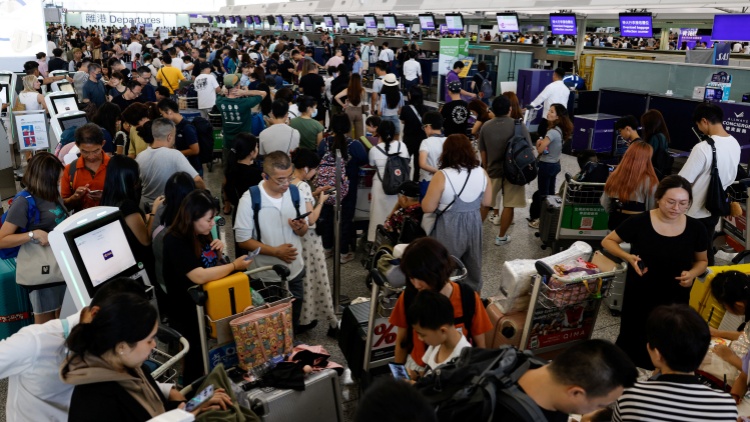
[690,263,750,328]
[597,250,628,315]
[537,195,562,248]
[203,272,253,338]
[338,301,371,380]
[242,368,344,422]
[0,258,32,340]
[485,298,526,348]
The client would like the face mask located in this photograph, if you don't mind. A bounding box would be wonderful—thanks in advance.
[96,73,103,81]
[311,108,318,118]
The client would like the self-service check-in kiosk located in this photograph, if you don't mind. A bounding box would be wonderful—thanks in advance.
[50,206,156,313]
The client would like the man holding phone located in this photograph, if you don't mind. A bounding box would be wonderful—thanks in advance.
[60,123,110,212]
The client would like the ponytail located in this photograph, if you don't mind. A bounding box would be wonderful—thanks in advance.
[377,120,396,150]
[711,271,750,313]
[330,114,351,160]
[225,133,258,178]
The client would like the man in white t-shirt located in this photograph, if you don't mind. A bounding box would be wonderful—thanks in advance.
[127,39,143,59]
[379,42,395,71]
[370,61,388,115]
[679,103,741,266]
[193,63,220,117]
[529,67,571,139]
[418,112,446,195]
[259,100,300,155]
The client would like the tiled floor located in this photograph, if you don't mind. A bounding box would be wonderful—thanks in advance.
[0,153,628,422]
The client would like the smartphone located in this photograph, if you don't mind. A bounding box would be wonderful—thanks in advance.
[389,363,410,381]
[245,246,261,261]
[326,188,337,196]
[293,211,312,221]
[184,384,214,412]
[637,260,645,272]
[88,190,102,194]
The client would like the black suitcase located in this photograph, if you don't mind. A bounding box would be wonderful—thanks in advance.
[338,301,370,380]
[536,195,562,249]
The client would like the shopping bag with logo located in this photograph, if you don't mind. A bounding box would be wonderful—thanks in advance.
[230,299,294,371]
[15,243,64,287]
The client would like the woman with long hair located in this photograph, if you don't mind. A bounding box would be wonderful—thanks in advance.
[92,102,120,154]
[334,73,367,139]
[503,91,524,120]
[641,109,672,179]
[367,120,411,242]
[291,149,339,332]
[0,152,67,324]
[224,133,262,217]
[399,85,427,162]
[101,155,155,283]
[379,75,404,139]
[528,103,573,228]
[163,190,251,384]
[602,175,708,368]
[317,114,368,263]
[601,141,658,230]
[467,98,493,138]
[223,48,239,74]
[423,134,492,292]
[17,75,46,112]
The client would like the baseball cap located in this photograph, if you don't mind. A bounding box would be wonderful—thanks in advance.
[398,181,420,198]
[224,74,240,88]
[448,80,462,93]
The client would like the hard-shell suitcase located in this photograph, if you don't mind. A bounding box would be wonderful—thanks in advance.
[485,298,526,348]
[690,263,750,328]
[203,272,253,338]
[0,258,32,340]
[338,301,370,379]
[537,195,562,248]
[242,368,344,422]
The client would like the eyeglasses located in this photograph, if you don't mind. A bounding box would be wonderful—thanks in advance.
[663,199,690,209]
[270,176,296,186]
[79,148,102,156]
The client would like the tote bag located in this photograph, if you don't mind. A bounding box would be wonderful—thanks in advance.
[16,243,64,287]
[230,299,294,371]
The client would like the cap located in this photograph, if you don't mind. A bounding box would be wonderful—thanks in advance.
[383,73,398,87]
[448,80,462,93]
[224,74,240,88]
[398,181,420,198]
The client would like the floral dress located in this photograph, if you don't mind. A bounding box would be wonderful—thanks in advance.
[294,180,338,328]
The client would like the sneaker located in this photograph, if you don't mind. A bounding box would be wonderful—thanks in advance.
[294,320,318,335]
[528,219,540,229]
[495,235,511,246]
[488,213,501,226]
[340,252,355,264]
[324,249,333,259]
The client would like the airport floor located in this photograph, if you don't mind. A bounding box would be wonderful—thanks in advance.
[0,153,721,422]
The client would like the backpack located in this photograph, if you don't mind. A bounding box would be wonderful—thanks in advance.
[0,191,41,259]
[250,112,266,137]
[650,135,673,181]
[249,184,300,244]
[191,116,215,164]
[316,138,350,205]
[375,142,410,195]
[477,71,493,100]
[415,346,548,422]
[504,120,538,185]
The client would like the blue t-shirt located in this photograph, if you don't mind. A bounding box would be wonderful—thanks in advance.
[140,84,156,102]
[83,79,107,107]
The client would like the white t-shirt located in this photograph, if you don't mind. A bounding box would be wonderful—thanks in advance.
[127,42,142,57]
[287,104,300,120]
[678,134,741,219]
[18,92,42,111]
[419,136,446,182]
[369,140,410,179]
[259,124,300,155]
[379,48,394,62]
[422,335,472,371]
[194,73,219,110]
[438,167,487,210]
[530,80,571,118]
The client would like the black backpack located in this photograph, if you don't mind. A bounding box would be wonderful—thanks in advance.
[504,120,538,185]
[191,116,215,165]
[415,346,548,422]
[375,142,411,195]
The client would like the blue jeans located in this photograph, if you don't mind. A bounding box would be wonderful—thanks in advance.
[404,78,419,93]
[529,161,561,220]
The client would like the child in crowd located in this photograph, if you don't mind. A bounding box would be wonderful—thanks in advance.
[362,115,382,149]
[408,290,472,377]
[384,181,424,242]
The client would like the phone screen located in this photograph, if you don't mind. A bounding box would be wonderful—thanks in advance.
[245,246,262,260]
[389,363,410,381]
[184,385,214,412]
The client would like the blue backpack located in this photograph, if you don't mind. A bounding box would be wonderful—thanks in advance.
[250,112,266,137]
[0,191,40,259]
[249,185,300,243]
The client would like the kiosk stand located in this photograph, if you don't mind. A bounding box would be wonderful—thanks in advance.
[50,207,156,314]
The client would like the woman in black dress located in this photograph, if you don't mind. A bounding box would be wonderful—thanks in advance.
[601,175,708,369]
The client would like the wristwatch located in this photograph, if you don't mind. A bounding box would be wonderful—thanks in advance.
[28,231,38,244]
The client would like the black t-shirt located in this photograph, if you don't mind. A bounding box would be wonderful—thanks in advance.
[330,75,349,100]
[472,71,490,94]
[175,119,202,172]
[493,385,569,422]
[48,57,68,72]
[110,94,142,112]
[225,163,263,207]
[119,199,155,281]
[299,73,325,100]
[441,100,469,136]
[278,60,294,83]
[399,105,427,155]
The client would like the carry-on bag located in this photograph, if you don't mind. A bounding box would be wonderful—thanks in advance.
[0,258,32,340]
[537,195,562,246]
[230,299,294,371]
[203,272,253,338]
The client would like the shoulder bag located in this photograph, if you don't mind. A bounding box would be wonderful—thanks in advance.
[704,138,731,217]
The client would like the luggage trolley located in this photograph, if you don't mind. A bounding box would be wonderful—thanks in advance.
[538,174,609,252]
[147,325,191,384]
[719,179,750,264]
[188,265,292,376]
[206,112,225,172]
[519,251,626,357]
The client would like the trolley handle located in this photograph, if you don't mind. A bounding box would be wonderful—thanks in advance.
[564,172,607,188]
[156,325,183,343]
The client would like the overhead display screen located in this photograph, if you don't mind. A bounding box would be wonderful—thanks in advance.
[364,15,377,28]
[292,15,301,26]
[445,14,464,31]
[419,14,435,30]
[383,15,397,29]
[550,14,577,35]
[303,15,313,26]
[338,16,349,27]
[712,14,750,42]
[275,15,284,26]
[496,13,520,32]
[619,13,653,37]
[253,15,262,25]
[323,15,334,27]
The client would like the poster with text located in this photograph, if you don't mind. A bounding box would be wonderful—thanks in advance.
[438,38,469,76]
[14,112,48,151]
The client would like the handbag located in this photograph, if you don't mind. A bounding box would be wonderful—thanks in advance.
[705,138,731,217]
[230,299,294,371]
[15,242,64,287]
[12,98,26,112]
[421,169,471,235]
